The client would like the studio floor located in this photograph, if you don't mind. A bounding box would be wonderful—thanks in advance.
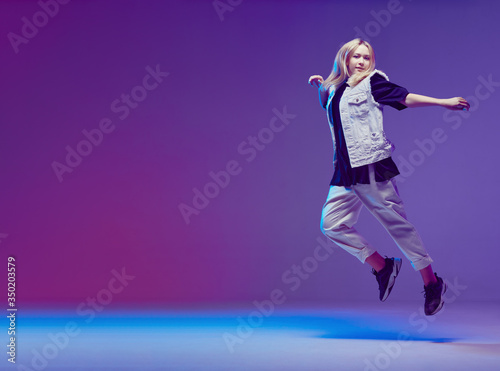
[15,301,500,370]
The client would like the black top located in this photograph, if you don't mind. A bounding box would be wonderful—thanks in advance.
[328,73,409,186]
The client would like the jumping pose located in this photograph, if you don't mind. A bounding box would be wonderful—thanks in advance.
[308,38,469,315]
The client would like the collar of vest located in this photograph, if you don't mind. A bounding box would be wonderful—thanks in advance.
[345,69,390,93]
[368,69,389,81]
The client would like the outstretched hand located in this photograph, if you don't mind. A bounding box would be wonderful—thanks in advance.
[443,97,470,111]
[308,75,324,88]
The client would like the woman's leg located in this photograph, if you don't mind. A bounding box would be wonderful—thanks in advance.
[354,173,446,314]
[320,185,377,264]
[420,264,438,286]
[321,184,402,302]
[352,173,434,274]
[365,251,387,273]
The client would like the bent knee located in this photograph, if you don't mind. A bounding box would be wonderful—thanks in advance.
[320,217,347,235]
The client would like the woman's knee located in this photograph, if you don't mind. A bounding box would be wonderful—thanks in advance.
[320,215,345,235]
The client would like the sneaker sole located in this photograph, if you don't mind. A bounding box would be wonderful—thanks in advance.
[426,281,448,316]
[381,258,402,302]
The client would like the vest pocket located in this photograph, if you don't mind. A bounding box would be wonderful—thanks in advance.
[347,92,369,118]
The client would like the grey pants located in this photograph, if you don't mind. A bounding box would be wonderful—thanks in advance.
[320,165,433,271]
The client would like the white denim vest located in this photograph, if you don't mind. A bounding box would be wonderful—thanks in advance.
[325,69,395,168]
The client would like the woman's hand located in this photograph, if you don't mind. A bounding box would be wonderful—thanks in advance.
[308,75,324,88]
[442,97,470,111]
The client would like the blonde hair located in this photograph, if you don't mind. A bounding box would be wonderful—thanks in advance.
[322,38,376,92]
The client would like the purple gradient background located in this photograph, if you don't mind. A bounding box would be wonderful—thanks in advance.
[1,0,498,307]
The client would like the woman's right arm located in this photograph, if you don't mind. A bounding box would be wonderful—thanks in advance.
[308,75,328,109]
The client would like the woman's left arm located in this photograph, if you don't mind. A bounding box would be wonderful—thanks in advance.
[399,93,470,111]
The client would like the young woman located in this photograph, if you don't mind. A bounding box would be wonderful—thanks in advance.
[308,38,469,316]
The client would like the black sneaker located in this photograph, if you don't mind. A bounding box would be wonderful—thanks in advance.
[372,257,402,302]
[424,273,447,316]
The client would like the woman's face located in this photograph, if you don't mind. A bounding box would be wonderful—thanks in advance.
[348,44,371,75]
